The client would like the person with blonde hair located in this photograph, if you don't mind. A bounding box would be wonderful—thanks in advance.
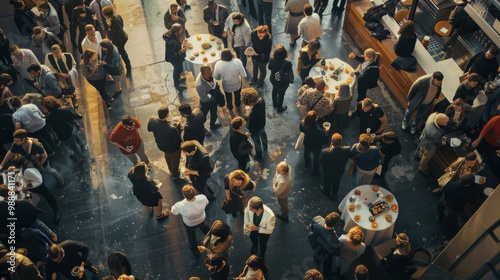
[337,225,366,277]
[377,233,413,277]
[331,83,352,133]
[224,169,256,216]
[348,48,380,103]
[250,25,272,88]
[238,254,268,279]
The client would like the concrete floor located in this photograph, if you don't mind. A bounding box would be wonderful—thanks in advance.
[0,0,462,279]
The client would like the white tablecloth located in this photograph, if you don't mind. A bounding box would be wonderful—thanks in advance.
[310,58,357,95]
[183,34,223,77]
[338,185,399,246]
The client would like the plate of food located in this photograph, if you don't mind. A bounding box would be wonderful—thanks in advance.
[369,216,375,222]
[354,215,361,222]
[348,204,355,212]
[391,204,398,212]
[484,187,493,196]
[189,56,195,61]
[354,189,361,195]
[385,214,392,222]
[372,222,379,229]
[372,185,379,192]
[244,47,256,56]
[386,195,393,202]
[475,175,486,184]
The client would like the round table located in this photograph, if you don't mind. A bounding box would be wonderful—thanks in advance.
[309,58,357,95]
[338,185,399,246]
[183,34,223,77]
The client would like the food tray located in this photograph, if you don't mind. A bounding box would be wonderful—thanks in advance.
[368,201,389,216]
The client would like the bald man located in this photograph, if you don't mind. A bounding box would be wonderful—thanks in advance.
[272,161,292,221]
[195,65,221,130]
[415,112,449,176]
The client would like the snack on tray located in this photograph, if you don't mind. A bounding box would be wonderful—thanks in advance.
[354,215,361,222]
[217,45,223,50]
[386,195,393,202]
[348,204,355,212]
[194,52,199,56]
[189,56,195,61]
[196,34,202,41]
[347,77,353,84]
[201,49,206,54]
[372,222,379,229]
[209,35,215,41]
[391,204,398,212]
[354,189,361,195]
[369,216,375,222]
[385,214,392,222]
[210,52,216,56]
[372,185,380,192]
[201,41,212,50]
[217,40,223,45]
[329,65,335,70]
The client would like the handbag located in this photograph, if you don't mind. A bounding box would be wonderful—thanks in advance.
[211,83,226,107]
[437,172,454,188]
[297,95,323,115]
[221,198,231,214]
[295,132,305,150]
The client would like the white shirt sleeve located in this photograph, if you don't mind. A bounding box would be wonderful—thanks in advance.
[23,168,43,188]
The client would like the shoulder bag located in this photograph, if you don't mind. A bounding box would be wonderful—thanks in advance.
[437,159,464,187]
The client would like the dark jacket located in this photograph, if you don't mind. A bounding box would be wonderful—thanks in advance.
[319,146,350,176]
[251,31,272,63]
[183,108,206,144]
[147,117,182,153]
[45,240,91,279]
[127,167,162,207]
[107,15,128,46]
[464,51,499,83]
[46,106,81,141]
[230,130,252,162]
[310,215,341,259]
[407,74,441,111]
[163,32,185,63]
[14,8,37,37]
[203,4,229,34]
[247,98,266,134]
[380,249,412,277]
[184,140,213,180]
[453,81,480,106]
[449,3,468,32]
[69,6,93,46]
[443,180,475,212]
[300,124,326,150]
[269,59,294,87]
[444,104,470,132]
[354,55,379,89]
[394,34,416,57]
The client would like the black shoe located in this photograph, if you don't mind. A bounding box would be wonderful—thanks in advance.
[250,78,257,85]
[276,214,289,221]
[418,168,431,177]
[256,81,263,88]
[54,211,61,224]
[106,102,112,110]
[273,103,277,108]
[210,123,222,129]
[277,106,287,113]
[242,0,246,7]
[112,90,122,98]
[184,4,191,10]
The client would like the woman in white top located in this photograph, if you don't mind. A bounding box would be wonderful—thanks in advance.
[214,49,247,112]
[224,12,252,68]
[337,225,366,277]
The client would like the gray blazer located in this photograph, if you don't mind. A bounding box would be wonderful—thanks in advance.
[195,73,214,104]
[407,74,441,112]
[203,4,229,34]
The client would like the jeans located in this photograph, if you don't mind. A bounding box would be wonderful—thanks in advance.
[200,100,219,127]
[30,183,59,214]
[251,58,267,83]
[249,231,271,258]
[272,86,288,109]
[258,1,273,32]
[30,126,56,155]
[224,87,241,110]
[171,61,184,88]
[87,77,110,101]
[183,221,210,253]
[164,148,181,178]
[40,160,63,185]
[355,166,377,186]
[233,46,247,68]
[251,128,268,158]
[125,141,150,165]
[402,103,431,130]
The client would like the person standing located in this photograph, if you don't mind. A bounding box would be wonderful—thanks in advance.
[171,185,210,255]
[11,0,37,37]
[9,45,40,89]
[354,265,370,280]
[331,83,352,133]
[163,23,187,92]
[244,196,275,260]
[337,226,366,278]
[224,169,256,216]
[348,49,380,103]
[31,26,62,62]
[109,115,151,166]
[472,115,500,172]
[284,0,309,46]
[309,212,341,278]
[27,63,61,98]
[394,21,417,57]
[298,4,322,47]
[81,24,102,54]
[331,0,346,12]
[69,1,93,54]
[300,111,327,175]
[195,65,222,131]
[242,88,268,160]
[80,49,111,110]
[319,133,350,198]
[203,0,229,47]
[164,1,189,42]
[258,0,273,32]
[303,269,324,280]
[238,255,268,279]
[354,98,387,135]
[44,44,79,107]
[180,140,215,198]
[313,0,329,19]
[375,130,401,178]
[198,220,232,259]
[100,39,123,97]
[229,116,253,171]
[442,0,469,57]
[147,105,182,179]
[128,162,170,220]
[463,46,499,86]
[224,12,252,68]
[250,25,272,88]
[272,161,292,221]
[402,71,443,135]
[298,40,322,81]
[102,6,131,76]
[415,112,449,176]
[350,134,382,186]
[453,73,480,106]
[268,44,294,113]
[436,174,475,226]
[214,49,247,114]
[36,2,61,40]
[45,240,99,279]
[377,233,412,278]
[178,103,207,144]
[89,0,114,37]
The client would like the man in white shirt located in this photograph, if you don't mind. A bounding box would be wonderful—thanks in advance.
[272,161,292,221]
[298,4,322,47]
[171,185,210,254]
[9,44,40,89]
[81,24,102,55]
[44,45,79,106]
[244,196,275,261]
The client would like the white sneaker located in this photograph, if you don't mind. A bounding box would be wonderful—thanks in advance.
[411,126,417,135]
[401,122,407,130]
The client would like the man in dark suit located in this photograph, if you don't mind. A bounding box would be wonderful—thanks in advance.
[402,71,443,135]
[310,212,341,278]
[203,0,229,47]
[319,133,350,199]
[436,173,475,226]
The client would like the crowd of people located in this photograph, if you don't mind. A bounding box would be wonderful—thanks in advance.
[0,0,499,279]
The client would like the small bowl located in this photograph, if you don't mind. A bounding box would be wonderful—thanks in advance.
[372,222,379,229]
[372,185,380,192]
[348,204,355,212]
[354,215,361,222]
[369,216,375,222]
[391,204,398,212]
[385,214,392,222]
[386,195,393,202]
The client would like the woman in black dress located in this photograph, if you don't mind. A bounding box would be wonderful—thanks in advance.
[229,116,253,171]
[128,162,169,220]
[223,170,256,216]
[300,110,327,175]
[331,82,352,133]
[269,44,294,113]
[348,48,380,103]
[394,20,417,57]
[298,40,321,81]
[205,254,229,280]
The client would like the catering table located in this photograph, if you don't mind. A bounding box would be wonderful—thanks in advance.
[183,34,223,77]
[338,185,399,246]
[309,58,357,96]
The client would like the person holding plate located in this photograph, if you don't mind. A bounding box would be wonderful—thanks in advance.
[203,0,229,47]
[250,25,272,88]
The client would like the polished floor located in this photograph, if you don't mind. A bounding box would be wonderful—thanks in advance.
[0,0,466,279]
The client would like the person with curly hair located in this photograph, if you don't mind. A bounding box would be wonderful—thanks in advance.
[337,225,366,277]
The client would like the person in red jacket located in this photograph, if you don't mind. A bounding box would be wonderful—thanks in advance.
[110,115,151,166]
[472,115,500,172]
